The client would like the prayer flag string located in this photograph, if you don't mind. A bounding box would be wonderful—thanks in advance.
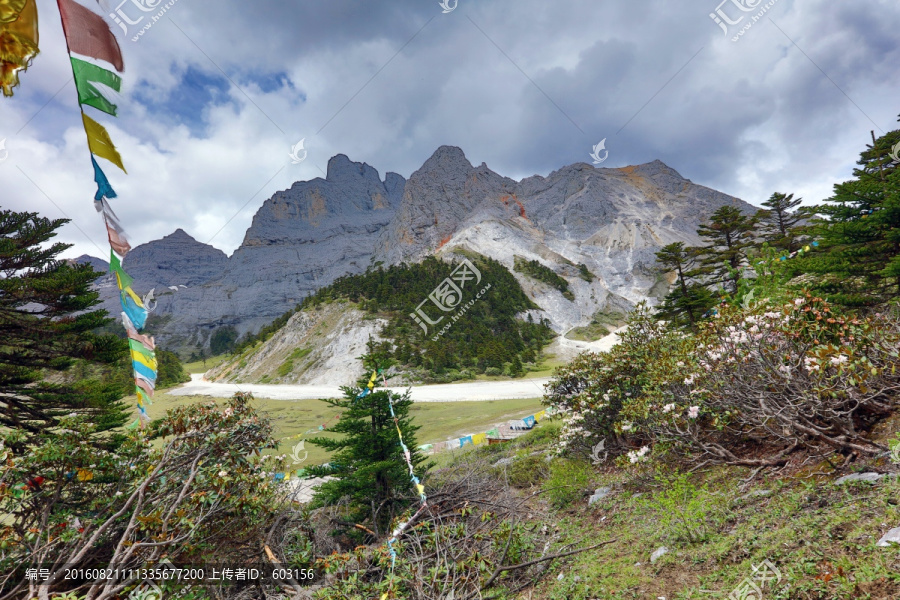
[56,0,157,425]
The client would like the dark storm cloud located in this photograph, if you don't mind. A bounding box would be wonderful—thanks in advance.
[0,0,898,258]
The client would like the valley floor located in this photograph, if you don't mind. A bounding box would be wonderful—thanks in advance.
[170,372,553,402]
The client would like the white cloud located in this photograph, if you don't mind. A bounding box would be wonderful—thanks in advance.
[0,0,897,260]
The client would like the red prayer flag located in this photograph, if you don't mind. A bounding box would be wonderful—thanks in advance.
[57,0,124,72]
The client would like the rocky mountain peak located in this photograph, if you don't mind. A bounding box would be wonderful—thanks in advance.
[325,154,383,186]
[122,228,228,288]
[420,145,474,173]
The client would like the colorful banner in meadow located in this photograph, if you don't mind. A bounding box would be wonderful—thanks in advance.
[424,410,548,454]
[56,0,157,425]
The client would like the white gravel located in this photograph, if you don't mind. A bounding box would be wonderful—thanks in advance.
[173,328,623,403]
[172,373,552,402]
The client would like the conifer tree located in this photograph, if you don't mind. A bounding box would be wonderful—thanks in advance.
[800,125,900,304]
[0,209,129,447]
[755,192,804,252]
[696,206,758,294]
[307,348,429,536]
[654,242,715,327]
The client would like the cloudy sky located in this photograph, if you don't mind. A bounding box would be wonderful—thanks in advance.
[1,0,898,260]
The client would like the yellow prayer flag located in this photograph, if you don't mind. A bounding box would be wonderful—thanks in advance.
[77,469,93,481]
[472,433,487,446]
[82,112,126,173]
[535,410,546,422]
[132,349,157,371]
[123,285,144,308]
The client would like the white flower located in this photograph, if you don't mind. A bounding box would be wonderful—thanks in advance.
[627,446,650,463]
[115,491,123,497]
[621,422,633,432]
[676,361,685,367]
[688,406,700,419]
[684,375,695,386]
[218,470,228,478]
[778,365,791,376]
[830,355,848,366]
[662,403,676,414]
[602,393,610,401]
[794,298,804,307]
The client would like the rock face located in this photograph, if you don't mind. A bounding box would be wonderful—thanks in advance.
[374,147,755,332]
[92,155,404,351]
[206,300,387,386]
[84,147,755,353]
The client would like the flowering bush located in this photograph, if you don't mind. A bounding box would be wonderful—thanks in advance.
[0,392,287,599]
[545,298,900,467]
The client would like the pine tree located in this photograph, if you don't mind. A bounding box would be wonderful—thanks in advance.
[306,350,429,536]
[696,206,758,294]
[800,125,900,304]
[508,355,523,378]
[755,192,804,252]
[0,209,129,447]
[655,242,714,327]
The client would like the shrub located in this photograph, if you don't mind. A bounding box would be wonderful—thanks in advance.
[643,471,724,544]
[0,392,284,598]
[505,453,549,488]
[545,298,900,467]
[543,459,593,509]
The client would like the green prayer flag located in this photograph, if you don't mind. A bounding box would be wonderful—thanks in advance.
[71,57,121,116]
[109,249,133,289]
[128,338,154,359]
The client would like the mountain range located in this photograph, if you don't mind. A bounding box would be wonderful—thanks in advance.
[78,146,756,354]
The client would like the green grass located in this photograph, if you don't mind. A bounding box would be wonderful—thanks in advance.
[445,425,900,600]
[182,353,229,374]
[130,390,544,468]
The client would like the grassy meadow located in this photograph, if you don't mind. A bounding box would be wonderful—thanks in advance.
[131,387,543,466]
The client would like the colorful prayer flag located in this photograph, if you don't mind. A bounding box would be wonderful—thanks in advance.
[82,113,126,172]
[92,155,118,200]
[71,56,120,115]
[57,0,124,72]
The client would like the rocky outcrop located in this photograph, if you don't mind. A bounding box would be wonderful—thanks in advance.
[83,147,756,353]
[206,300,386,386]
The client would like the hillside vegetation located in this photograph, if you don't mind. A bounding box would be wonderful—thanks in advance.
[232,253,556,383]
